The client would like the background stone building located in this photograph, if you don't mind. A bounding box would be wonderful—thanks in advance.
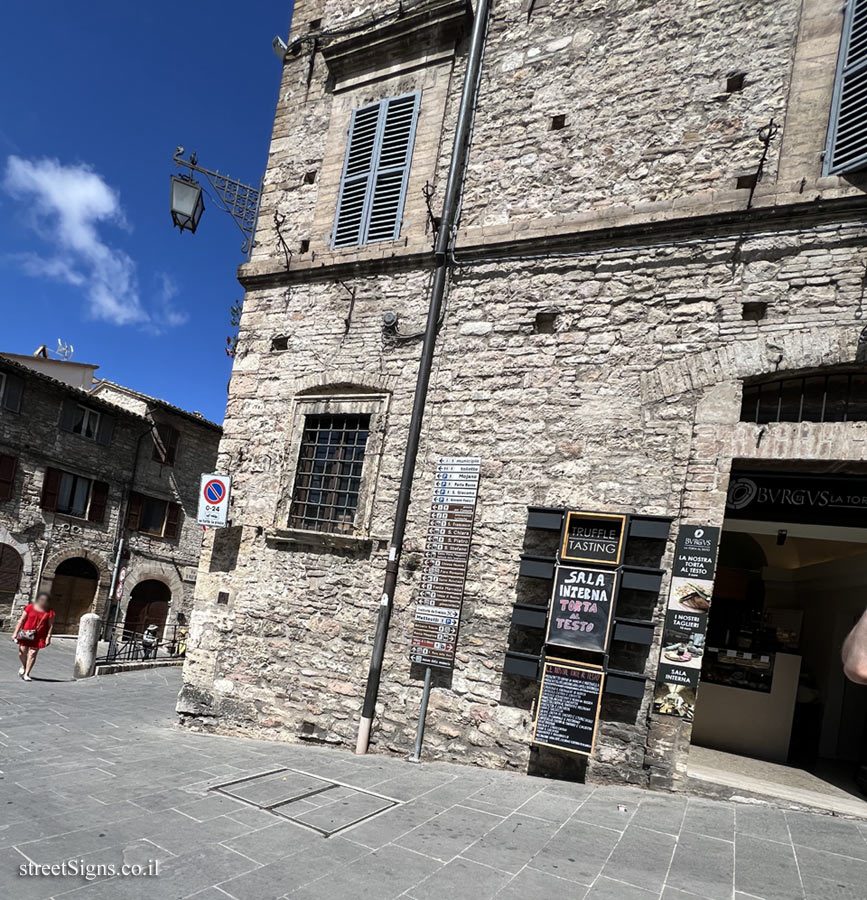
[0,351,221,639]
[180,0,867,795]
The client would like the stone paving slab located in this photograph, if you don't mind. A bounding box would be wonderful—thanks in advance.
[1,640,867,900]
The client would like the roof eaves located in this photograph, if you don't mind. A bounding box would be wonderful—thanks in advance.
[0,356,148,423]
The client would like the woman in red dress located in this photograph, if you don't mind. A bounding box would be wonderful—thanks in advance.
[11,592,55,680]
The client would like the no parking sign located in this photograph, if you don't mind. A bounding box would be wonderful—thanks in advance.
[197,474,231,527]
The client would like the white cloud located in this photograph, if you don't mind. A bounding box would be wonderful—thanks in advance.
[153,272,189,331]
[3,156,186,331]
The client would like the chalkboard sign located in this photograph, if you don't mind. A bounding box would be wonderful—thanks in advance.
[533,659,604,756]
[560,512,626,565]
[545,565,617,653]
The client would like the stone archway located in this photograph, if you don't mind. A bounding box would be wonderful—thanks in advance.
[0,543,23,630]
[40,546,111,635]
[0,526,33,626]
[120,562,184,634]
[642,325,860,404]
[123,580,171,637]
[51,557,99,634]
[644,347,867,792]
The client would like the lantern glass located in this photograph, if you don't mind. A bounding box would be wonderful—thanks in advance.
[170,176,204,233]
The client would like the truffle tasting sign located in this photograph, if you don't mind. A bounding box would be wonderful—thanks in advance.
[546,565,618,653]
[560,512,626,565]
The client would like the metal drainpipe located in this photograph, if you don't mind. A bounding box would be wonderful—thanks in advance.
[103,424,155,640]
[355,0,492,755]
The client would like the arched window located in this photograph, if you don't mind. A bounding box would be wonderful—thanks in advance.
[741,370,867,424]
[0,543,23,599]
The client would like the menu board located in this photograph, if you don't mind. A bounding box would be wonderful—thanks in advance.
[653,525,720,718]
[409,457,480,669]
[533,659,604,756]
[545,565,617,653]
[560,512,626,565]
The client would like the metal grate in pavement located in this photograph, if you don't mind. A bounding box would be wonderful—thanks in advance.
[210,767,399,837]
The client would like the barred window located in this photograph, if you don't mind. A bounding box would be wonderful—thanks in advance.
[288,414,371,533]
[741,372,867,424]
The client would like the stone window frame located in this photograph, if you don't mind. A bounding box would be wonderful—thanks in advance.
[310,60,454,260]
[271,391,390,548]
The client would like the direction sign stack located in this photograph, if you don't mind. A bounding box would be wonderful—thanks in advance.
[409,457,481,669]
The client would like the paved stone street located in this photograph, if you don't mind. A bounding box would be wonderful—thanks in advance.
[1,640,866,900]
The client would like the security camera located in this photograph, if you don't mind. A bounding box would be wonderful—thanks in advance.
[382,310,399,331]
[272,36,288,60]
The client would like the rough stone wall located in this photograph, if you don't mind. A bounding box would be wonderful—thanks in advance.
[121,409,221,624]
[182,224,867,780]
[0,366,221,632]
[0,366,140,627]
[180,0,867,786]
[463,0,802,225]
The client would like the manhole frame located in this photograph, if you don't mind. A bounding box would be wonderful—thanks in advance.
[209,766,400,837]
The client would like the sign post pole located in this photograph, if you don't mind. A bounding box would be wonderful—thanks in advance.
[407,457,481,761]
[408,665,433,763]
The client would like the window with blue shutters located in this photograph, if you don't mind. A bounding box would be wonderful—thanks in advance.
[825,0,867,175]
[332,92,421,249]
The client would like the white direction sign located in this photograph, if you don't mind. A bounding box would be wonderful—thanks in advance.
[197,474,232,527]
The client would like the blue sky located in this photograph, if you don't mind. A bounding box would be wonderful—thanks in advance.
[0,1,293,424]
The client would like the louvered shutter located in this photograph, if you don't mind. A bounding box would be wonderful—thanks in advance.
[2,374,23,413]
[59,398,78,432]
[127,491,143,531]
[153,424,179,465]
[0,544,22,593]
[88,481,109,524]
[332,92,421,248]
[164,502,182,539]
[0,454,17,501]
[41,467,62,511]
[826,0,867,174]
[96,413,115,446]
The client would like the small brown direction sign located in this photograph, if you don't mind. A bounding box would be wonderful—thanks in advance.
[410,457,480,668]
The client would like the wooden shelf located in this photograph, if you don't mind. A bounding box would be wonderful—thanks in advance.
[613,618,656,645]
[511,603,547,629]
[503,650,540,679]
[518,554,556,580]
[620,566,665,593]
[526,506,563,531]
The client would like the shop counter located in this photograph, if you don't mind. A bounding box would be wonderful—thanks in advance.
[690,652,802,762]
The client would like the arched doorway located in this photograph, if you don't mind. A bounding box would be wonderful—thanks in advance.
[0,543,23,629]
[51,557,99,634]
[123,580,170,637]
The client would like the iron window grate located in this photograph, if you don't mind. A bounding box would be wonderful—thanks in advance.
[288,413,371,534]
[741,373,867,424]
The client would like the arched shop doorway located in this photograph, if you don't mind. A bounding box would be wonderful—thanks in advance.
[0,543,23,630]
[690,468,867,809]
[51,557,99,634]
[123,580,170,637]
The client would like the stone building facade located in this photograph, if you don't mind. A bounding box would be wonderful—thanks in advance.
[179,0,867,790]
[0,353,221,639]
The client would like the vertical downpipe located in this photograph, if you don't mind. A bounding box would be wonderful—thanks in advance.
[355,0,492,754]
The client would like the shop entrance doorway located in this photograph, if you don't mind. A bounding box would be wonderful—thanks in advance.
[50,557,99,634]
[688,469,867,815]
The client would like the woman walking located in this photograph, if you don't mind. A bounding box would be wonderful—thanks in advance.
[11,592,55,680]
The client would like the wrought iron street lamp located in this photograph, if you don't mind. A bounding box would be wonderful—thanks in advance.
[170,147,262,257]
[170,174,205,234]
